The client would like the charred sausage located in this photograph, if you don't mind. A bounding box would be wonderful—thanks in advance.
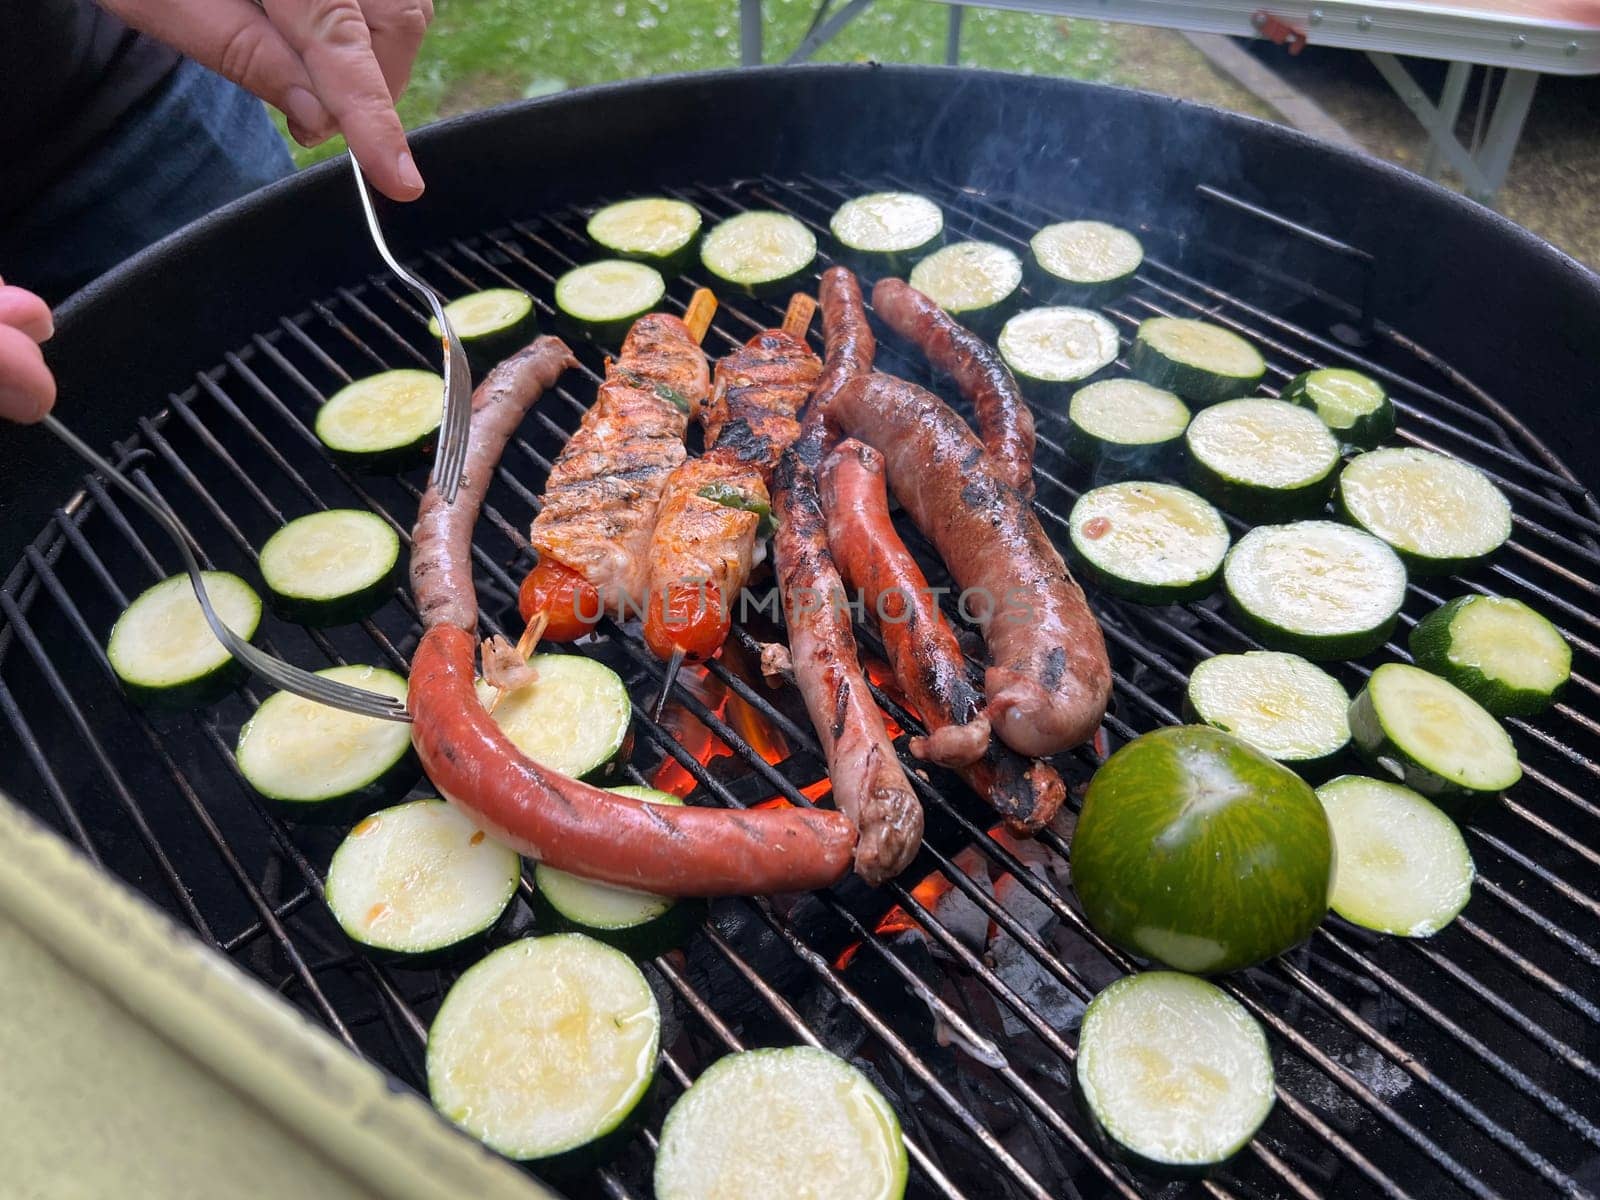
[831,371,1111,757]
[410,335,857,895]
[872,277,1035,498]
[772,445,924,885]
[820,438,1066,833]
[820,438,989,768]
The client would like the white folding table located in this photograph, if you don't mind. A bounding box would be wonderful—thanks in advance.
[737,0,1600,204]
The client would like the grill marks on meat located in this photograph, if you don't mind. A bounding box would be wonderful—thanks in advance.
[528,313,710,615]
[412,338,578,631]
[773,448,923,885]
[873,277,1036,499]
[409,332,857,896]
[700,329,821,477]
[646,326,821,637]
[831,371,1111,757]
[649,457,762,608]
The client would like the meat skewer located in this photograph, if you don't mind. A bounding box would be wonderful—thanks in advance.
[831,371,1111,757]
[514,289,718,657]
[642,293,820,713]
[771,270,923,885]
[821,438,1065,833]
[873,277,1036,499]
[408,334,857,896]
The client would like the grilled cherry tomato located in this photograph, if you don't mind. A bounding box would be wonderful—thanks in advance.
[645,583,727,661]
[518,559,600,642]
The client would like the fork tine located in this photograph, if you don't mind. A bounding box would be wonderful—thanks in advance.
[42,414,415,725]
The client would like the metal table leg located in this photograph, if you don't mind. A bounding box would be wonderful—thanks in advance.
[1422,59,1471,179]
[946,4,965,66]
[741,0,763,66]
[1367,52,1540,207]
[785,0,879,63]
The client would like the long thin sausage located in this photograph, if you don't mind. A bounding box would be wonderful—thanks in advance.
[821,439,1066,833]
[807,266,876,441]
[409,335,856,895]
[820,438,989,768]
[831,371,1111,757]
[872,277,1035,498]
[772,446,923,885]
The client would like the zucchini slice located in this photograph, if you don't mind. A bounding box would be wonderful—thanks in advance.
[478,652,631,780]
[1077,972,1274,1176]
[426,288,536,371]
[1130,317,1265,406]
[553,259,667,348]
[428,934,660,1164]
[258,509,399,627]
[829,191,944,275]
[587,197,703,271]
[235,664,417,821]
[1338,447,1512,577]
[1068,482,1229,604]
[1223,521,1407,661]
[1349,662,1520,817]
[1281,367,1394,448]
[1409,594,1571,716]
[1185,398,1341,521]
[107,571,262,707]
[1066,378,1190,475]
[314,368,444,472]
[1185,651,1350,776]
[699,211,817,297]
[326,798,520,961]
[908,240,1023,332]
[533,785,700,956]
[998,306,1120,398]
[1316,775,1474,937]
[1028,220,1143,303]
[655,1046,908,1200]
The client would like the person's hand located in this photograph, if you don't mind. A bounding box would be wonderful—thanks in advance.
[103,0,433,201]
[0,277,55,423]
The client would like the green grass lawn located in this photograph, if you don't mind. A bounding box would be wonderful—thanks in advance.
[283,0,1124,166]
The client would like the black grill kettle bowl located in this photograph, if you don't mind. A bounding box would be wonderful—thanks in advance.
[3,66,1600,1199]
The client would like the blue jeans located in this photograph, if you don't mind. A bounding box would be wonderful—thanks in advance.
[2,58,295,303]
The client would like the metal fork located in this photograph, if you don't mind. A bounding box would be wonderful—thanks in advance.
[44,415,413,723]
[348,150,472,505]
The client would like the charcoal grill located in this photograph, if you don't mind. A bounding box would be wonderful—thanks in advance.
[4,65,1599,1199]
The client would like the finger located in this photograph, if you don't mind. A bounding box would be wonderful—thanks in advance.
[264,0,424,201]
[102,0,336,143]
[0,286,54,343]
[0,325,57,423]
[358,0,432,104]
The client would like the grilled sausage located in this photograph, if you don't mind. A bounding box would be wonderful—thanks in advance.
[831,371,1111,757]
[410,335,856,896]
[410,626,856,894]
[412,338,578,631]
[529,313,710,616]
[820,438,989,768]
[772,445,924,885]
[821,438,1065,832]
[808,266,876,437]
[873,277,1035,498]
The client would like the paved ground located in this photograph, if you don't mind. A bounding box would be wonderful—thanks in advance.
[1247,46,1600,269]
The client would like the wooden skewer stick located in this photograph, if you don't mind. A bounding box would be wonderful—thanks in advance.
[781,292,819,340]
[684,288,718,345]
[486,605,550,715]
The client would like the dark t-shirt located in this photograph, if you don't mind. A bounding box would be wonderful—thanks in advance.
[0,0,180,221]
